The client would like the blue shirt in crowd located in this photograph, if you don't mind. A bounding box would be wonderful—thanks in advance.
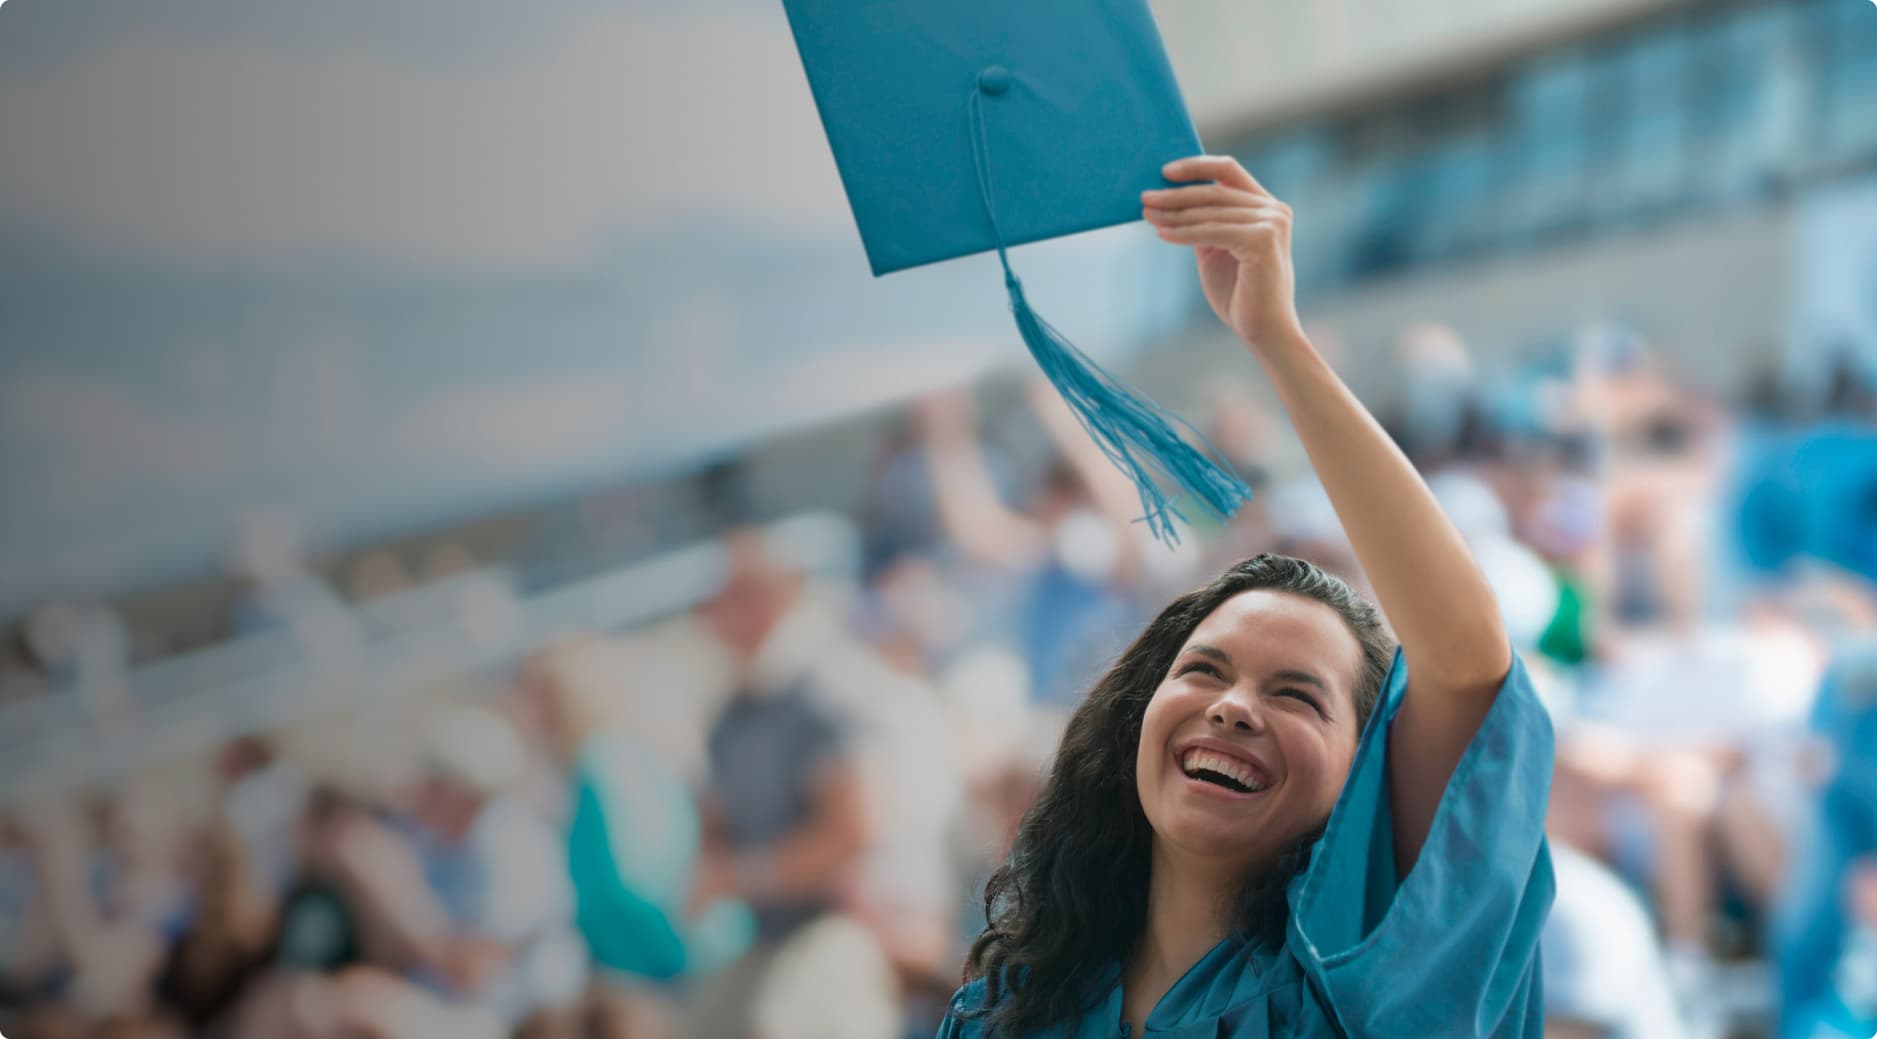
[1776,642,1877,1039]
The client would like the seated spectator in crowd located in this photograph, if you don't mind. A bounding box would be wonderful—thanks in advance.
[523,636,753,991]
[0,810,73,1036]
[153,827,277,1034]
[217,735,308,901]
[400,705,588,1032]
[1,792,188,1039]
[214,787,374,1039]
[835,557,971,1035]
[1542,840,1689,1039]
[238,708,587,1039]
[689,530,882,1039]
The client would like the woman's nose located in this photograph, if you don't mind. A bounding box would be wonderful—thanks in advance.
[1208,692,1263,734]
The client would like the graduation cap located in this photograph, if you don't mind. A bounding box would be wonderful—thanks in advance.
[780,0,1252,542]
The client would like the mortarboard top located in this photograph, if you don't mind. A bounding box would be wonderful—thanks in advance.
[778,0,1205,276]
[780,0,1251,540]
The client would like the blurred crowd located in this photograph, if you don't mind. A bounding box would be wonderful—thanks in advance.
[1,321,1875,1039]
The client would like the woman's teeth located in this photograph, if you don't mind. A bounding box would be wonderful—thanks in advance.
[1180,749,1267,793]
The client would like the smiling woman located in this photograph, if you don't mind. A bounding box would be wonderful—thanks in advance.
[938,155,1556,1039]
[1138,583,1390,878]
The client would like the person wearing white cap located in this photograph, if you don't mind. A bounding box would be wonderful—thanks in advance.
[398,704,588,1033]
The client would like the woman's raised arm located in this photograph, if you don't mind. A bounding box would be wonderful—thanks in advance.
[1144,155,1511,875]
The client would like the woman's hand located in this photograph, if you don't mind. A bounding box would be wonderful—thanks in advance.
[1142,156,1304,355]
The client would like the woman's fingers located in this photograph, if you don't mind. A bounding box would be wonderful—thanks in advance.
[1142,204,1281,227]
[1140,183,1263,211]
[1151,220,1286,251]
[1161,155,1269,197]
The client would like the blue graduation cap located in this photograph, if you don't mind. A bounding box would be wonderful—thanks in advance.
[780,0,1252,542]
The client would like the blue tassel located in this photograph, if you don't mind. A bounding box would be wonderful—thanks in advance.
[1003,272,1251,544]
[965,86,1250,544]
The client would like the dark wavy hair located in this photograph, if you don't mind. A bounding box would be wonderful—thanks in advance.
[962,554,1396,1036]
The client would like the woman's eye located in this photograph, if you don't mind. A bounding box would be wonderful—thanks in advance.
[1280,688,1326,715]
[1177,662,1224,680]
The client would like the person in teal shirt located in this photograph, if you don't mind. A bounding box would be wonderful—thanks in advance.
[938,155,1554,1038]
[524,640,754,984]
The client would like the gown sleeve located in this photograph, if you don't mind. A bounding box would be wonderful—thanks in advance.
[1286,648,1556,1038]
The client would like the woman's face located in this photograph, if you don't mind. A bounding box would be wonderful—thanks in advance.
[1135,590,1364,871]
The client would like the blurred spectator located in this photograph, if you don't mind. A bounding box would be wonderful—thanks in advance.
[0,810,69,1030]
[227,510,358,664]
[1543,840,1689,1039]
[401,705,588,1031]
[523,636,753,986]
[153,826,276,1033]
[0,626,49,706]
[689,530,886,1039]
[831,559,970,1033]
[855,417,947,580]
[5,792,187,1036]
[747,914,901,1039]
[939,646,1058,961]
[22,599,135,734]
[1777,639,1877,1039]
[271,786,372,975]
[1547,621,1824,1021]
[217,736,308,901]
[915,386,1148,708]
[1505,435,1602,668]
[1429,470,1561,648]
[257,707,586,1039]
[1384,322,1498,467]
[1569,329,1727,635]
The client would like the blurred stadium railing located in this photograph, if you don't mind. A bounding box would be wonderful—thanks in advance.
[0,512,859,805]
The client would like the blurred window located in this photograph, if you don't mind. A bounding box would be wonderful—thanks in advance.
[1684,5,1801,202]
[1817,0,1877,165]
[1420,132,1498,260]
[1587,25,1692,228]
[1208,0,1877,303]
[1502,49,1592,243]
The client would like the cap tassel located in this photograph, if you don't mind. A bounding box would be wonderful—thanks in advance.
[968,86,1251,544]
